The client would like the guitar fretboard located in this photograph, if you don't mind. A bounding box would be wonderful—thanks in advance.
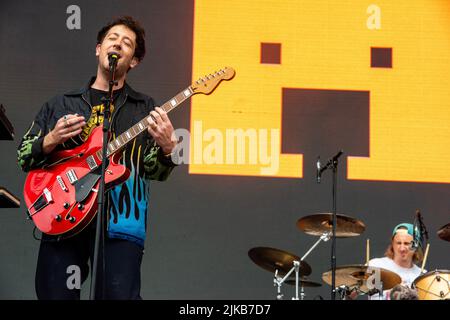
[95,86,194,160]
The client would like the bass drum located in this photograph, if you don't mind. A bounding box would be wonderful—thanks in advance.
[412,270,450,300]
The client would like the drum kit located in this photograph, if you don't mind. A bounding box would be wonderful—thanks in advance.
[411,223,450,300]
[248,213,450,300]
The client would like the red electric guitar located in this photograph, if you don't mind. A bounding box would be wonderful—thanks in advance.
[24,67,235,237]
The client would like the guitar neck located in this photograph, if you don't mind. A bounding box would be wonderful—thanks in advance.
[94,66,236,160]
[96,86,195,159]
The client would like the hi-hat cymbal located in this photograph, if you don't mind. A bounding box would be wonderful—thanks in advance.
[297,213,366,237]
[285,278,322,287]
[322,264,401,291]
[248,247,312,277]
[437,223,450,242]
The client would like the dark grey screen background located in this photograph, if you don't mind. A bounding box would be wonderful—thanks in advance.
[0,0,448,299]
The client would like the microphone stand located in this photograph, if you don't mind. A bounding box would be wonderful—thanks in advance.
[413,210,429,253]
[317,150,343,300]
[416,210,429,244]
[90,56,118,300]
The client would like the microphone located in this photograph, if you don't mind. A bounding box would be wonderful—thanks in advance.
[108,52,120,69]
[411,210,428,252]
[316,157,321,183]
[411,210,429,252]
[316,150,343,183]
[410,239,418,251]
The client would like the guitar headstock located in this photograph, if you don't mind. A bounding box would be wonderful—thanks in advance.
[191,67,236,95]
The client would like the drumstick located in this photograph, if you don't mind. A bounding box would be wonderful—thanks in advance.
[420,243,430,273]
[366,239,370,265]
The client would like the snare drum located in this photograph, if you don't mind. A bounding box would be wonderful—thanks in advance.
[413,270,450,300]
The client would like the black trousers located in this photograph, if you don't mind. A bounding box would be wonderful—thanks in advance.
[35,225,144,300]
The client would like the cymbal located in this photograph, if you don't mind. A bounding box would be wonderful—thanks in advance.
[285,278,322,287]
[322,264,401,291]
[297,213,366,237]
[248,247,312,277]
[437,223,450,242]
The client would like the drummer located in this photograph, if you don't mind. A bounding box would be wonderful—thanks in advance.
[367,223,423,299]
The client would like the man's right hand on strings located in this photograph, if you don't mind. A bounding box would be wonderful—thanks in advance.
[43,114,86,154]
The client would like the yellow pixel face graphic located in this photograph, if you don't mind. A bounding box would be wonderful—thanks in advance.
[190,0,450,183]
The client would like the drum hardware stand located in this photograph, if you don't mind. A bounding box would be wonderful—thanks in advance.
[273,232,331,300]
[317,150,343,300]
[364,266,385,299]
[272,272,305,300]
[370,288,384,300]
[337,285,352,300]
[273,271,284,300]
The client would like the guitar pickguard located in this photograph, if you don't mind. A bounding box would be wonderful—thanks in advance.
[75,169,101,203]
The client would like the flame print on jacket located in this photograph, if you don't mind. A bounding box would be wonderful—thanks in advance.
[108,139,149,247]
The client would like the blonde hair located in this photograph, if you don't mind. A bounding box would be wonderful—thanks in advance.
[384,242,423,264]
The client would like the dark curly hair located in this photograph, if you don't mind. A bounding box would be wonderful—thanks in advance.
[97,16,146,62]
